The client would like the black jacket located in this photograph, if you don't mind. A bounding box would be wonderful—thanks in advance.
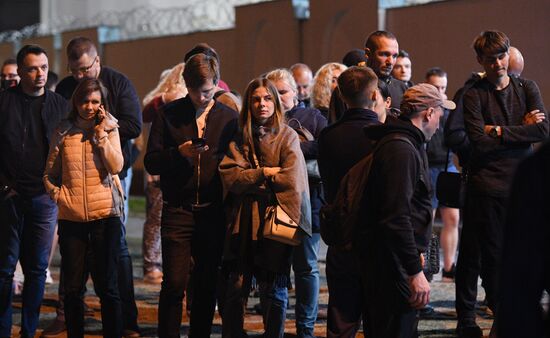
[380,75,408,110]
[0,86,69,197]
[463,76,548,196]
[144,96,238,207]
[362,116,433,276]
[286,103,327,160]
[56,66,142,178]
[426,109,451,167]
[498,141,550,337]
[318,108,380,202]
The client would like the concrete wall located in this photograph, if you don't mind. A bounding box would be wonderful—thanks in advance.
[101,0,378,100]
[20,36,58,73]
[386,0,550,103]
[0,42,14,61]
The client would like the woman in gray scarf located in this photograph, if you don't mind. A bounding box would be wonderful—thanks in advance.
[219,78,311,337]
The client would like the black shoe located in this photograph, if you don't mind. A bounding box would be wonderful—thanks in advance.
[456,324,483,338]
[442,264,456,281]
[418,304,435,317]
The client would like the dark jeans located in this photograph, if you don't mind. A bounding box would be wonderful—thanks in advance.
[158,204,225,338]
[326,246,366,338]
[59,217,123,338]
[222,267,289,338]
[364,307,418,338]
[54,219,139,332]
[455,192,506,323]
[0,193,57,337]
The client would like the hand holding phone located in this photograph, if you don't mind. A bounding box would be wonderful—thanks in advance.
[95,105,106,126]
[192,138,206,147]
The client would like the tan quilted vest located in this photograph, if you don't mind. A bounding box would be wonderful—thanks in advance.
[44,118,124,222]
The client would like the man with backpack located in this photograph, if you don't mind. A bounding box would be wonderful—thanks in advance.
[455,30,548,338]
[360,83,455,337]
[318,66,384,337]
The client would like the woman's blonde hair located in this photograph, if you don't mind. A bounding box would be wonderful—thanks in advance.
[311,62,347,109]
[142,63,187,106]
[240,78,285,156]
[265,68,298,93]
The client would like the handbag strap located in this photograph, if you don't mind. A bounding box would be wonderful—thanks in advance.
[444,147,450,172]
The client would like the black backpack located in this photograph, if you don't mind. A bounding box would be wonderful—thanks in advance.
[444,74,527,166]
[319,135,415,247]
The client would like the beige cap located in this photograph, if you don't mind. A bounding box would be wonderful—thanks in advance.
[400,83,456,116]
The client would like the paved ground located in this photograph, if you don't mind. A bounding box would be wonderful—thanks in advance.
[10,212,494,337]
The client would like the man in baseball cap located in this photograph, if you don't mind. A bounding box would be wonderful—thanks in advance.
[358,83,454,336]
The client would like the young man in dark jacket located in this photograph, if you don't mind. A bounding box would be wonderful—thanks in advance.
[145,53,238,338]
[318,66,383,337]
[455,30,548,338]
[41,37,142,338]
[0,45,68,338]
[360,83,455,337]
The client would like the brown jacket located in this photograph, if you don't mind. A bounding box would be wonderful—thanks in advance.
[44,114,124,222]
[219,124,312,238]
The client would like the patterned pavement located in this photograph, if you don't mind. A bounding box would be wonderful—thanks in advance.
[10,215,494,337]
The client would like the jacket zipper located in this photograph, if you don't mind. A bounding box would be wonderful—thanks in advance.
[83,141,89,221]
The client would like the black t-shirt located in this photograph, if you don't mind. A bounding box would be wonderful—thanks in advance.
[17,93,48,196]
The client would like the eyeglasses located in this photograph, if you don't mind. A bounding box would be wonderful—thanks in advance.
[68,56,98,75]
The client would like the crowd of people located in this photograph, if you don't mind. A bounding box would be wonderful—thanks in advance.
[0,28,548,338]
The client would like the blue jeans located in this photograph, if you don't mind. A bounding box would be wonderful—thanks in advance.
[292,233,320,336]
[259,275,289,338]
[0,193,57,337]
[118,168,139,332]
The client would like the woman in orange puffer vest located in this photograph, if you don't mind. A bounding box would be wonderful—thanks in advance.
[43,78,125,338]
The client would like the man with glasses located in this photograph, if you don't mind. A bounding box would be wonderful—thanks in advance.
[1,58,20,91]
[42,36,142,338]
[0,45,68,338]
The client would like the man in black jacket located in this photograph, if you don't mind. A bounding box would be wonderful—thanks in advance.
[43,36,142,337]
[145,53,238,338]
[361,83,455,337]
[318,66,383,337]
[455,30,548,338]
[0,45,68,338]
[365,30,408,111]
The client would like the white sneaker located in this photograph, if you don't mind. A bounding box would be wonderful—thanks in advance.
[45,268,53,284]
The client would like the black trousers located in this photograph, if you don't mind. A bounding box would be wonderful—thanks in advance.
[455,192,507,323]
[58,217,122,338]
[326,246,367,337]
[157,204,225,338]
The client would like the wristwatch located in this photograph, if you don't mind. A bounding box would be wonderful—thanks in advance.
[489,126,501,138]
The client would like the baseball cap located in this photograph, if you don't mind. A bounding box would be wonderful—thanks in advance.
[400,83,456,116]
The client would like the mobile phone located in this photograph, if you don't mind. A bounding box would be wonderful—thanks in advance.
[95,105,104,125]
[192,138,206,147]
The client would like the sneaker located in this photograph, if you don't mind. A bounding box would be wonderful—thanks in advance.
[442,264,456,282]
[143,270,163,284]
[45,268,54,284]
[418,304,436,318]
[40,319,66,337]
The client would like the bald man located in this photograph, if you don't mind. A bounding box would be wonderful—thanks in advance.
[291,63,313,107]
[508,46,524,77]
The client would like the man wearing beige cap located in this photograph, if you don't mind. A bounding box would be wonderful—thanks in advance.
[359,83,455,337]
